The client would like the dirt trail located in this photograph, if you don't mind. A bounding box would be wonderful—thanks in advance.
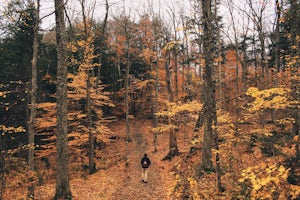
[30,119,173,200]
[111,120,170,200]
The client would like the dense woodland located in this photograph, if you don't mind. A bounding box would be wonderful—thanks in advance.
[0,0,299,199]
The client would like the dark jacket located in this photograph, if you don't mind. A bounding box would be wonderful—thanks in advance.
[141,155,151,168]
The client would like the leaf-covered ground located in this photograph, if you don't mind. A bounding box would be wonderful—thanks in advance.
[4,119,177,199]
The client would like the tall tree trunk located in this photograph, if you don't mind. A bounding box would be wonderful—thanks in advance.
[235,51,239,133]
[213,0,223,191]
[241,35,249,92]
[165,53,174,102]
[87,70,96,174]
[125,38,132,162]
[80,0,96,175]
[258,29,268,88]
[54,0,72,198]
[289,0,300,160]
[125,42,131,143]
[201,0,216,171]
[28,1,39,198]
[252,35,259,87]
[174,50,179,102]
[275,0,281,74]
[122,1,132,163]
[96,0,109,89]
[153,52,159,152]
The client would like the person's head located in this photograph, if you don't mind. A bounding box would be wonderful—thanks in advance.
[144,153,147,157]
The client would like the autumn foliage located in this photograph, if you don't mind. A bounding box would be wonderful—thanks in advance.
[0,0,299,199]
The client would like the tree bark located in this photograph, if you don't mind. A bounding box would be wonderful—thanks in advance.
[96,0,109,89]
[28,1,39,198]
[274,0,281,74]
[124,18,132,162]
[201,0,215,171]
[289,0,300,160]
[87,70,96,174]
[80,0,97,175]
[165,53,174,102]
[54,0,72,198]
[153,52,159,152]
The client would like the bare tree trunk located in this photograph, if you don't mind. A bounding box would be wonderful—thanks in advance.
[153,52,159,152]
[289,0,300,160]
[241,35,249,92]
[274,0,281,74]
[96,0,109,89]
[87,70,96,174]
[213,0,223,192]
[252,35,259,87]
[125,44,131,142]
[28,0,39,198]
[174,51,179,102]
[125,34,132,163]
[165,53,174,102]
[168,6,179,102]
[201,0,219,180]
[163,114,179,160]
[122,1,132,163]
[247,0,269,88]
[54,0,72,198]
[234,51,239,132]
[79,0,97,175]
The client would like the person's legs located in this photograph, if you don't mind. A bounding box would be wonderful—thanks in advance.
[142,168,146,182]
[144,168,148,182]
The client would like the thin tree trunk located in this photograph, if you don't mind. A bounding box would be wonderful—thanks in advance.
[174,50,179,102]
[125,41,131,143]
[153,52,159,152]
[125,36,132,162]
[28,0,39,198]
[214,122,223,192]
[96,0,109,89]
[241,35,249,92]
[54,0,72,198]
[165,53,174,102]
[87,70,96,174]
[252,35,259,87]
[235,51,239,133]
[213,0,223,191]
[80,0,96,175]
[289,0,300,160]
[275,0,281,74]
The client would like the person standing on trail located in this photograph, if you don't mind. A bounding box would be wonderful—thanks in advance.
[141,153,151,183]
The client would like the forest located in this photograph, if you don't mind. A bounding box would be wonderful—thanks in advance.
[0,0,299,199]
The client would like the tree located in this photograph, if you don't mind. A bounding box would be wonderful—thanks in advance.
[155,101,202,160]
[288,0,300,160]
[224,0,252,134]
[200,0,213,170]
[79,0,96,175]
[152,16,163,152]
[167,6,180,102]
[28,0,39,198]
[246,0,270,88]
[199,0,223,192]
[54,0,72,198]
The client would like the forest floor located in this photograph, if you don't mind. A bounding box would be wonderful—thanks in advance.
[5,118,184,200]
[4,117,300,199]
